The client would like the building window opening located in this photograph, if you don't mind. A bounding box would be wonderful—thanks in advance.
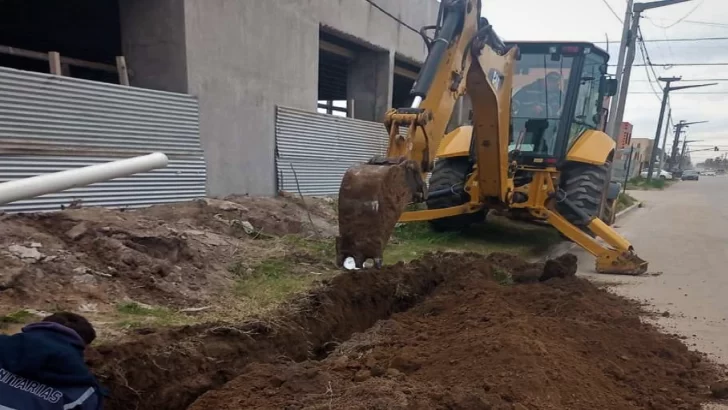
[392,60,419,109]
[318,47,350,117]
[317,100,348,117]
[0,0,124,84]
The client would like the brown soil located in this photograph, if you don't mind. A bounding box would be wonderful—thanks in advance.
[89,254,450,410]
[190,253,717,410]
[87,252,720,410]
[0,195,337,313]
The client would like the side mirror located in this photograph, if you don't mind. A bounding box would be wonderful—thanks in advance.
[601,78,619,97]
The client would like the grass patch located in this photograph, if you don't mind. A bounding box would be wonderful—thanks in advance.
[0,309,35,329]
[615,192,637,213]
[627,176,672,190]
[228,235,338,313]
[385,215,561,263]
[113,302,191,330]
[492,266,515,286]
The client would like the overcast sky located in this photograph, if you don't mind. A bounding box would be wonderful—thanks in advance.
[484,0,728,162]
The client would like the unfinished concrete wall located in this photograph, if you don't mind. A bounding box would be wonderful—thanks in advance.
[183,0,318,197]
[280,0,437,62]
[181,0,437,197]
[119,0,188,93]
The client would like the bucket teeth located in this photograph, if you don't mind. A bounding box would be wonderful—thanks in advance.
[596,251,649,276]
[336,158,424,269]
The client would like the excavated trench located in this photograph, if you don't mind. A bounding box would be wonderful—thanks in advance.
[89,253,453,410]
[90,252,720,410]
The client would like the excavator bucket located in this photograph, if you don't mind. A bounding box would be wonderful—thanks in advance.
[595,251,648,276]
[336,158,425,269]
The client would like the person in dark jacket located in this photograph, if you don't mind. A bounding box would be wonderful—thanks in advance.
[0,312,104,410]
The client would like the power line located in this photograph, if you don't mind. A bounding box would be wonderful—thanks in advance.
[633,78,728,82]
[639,62,728,66]
[611,62,728,66]
[362,0,421,35]
[600,0,623,23]
[630,92,728,95]
[646,0,705,29]
[594,36,728,44]
[636,29,664,102]
[681,19,728,27]
[647,17,728,28]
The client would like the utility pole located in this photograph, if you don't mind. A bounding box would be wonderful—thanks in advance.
[607,0,634,140]
[646,78,717,181]
[679,139,702,171]
[656,108,671,172]
[606,0,692,139]
[669,120,708,170]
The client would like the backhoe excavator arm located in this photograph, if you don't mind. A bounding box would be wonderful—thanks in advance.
[336,0,514,268]
[383,0,478,174]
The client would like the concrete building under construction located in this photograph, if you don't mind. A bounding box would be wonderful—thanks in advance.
[0,0,440,209]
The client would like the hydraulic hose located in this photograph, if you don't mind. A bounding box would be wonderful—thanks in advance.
[409,2,465,99]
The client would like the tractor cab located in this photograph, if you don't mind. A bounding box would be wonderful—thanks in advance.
[506,42,617,168]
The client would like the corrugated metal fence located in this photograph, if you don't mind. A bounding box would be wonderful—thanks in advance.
[0,66,205,212]
[275,106,388,196]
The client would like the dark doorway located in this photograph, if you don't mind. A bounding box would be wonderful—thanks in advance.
[0,0,122,83]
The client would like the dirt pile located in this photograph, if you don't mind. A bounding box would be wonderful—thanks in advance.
[89,254,452,410]
[0,196,337,313]
[188,252,718,410]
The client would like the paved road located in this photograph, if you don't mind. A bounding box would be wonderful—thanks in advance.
[570,176,728,366]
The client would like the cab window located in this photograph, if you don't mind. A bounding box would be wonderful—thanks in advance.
[510,52,574,156]
[568,53,607,148]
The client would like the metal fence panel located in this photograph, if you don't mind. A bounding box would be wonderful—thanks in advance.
[275,106,389,196]
[0,66,205,212]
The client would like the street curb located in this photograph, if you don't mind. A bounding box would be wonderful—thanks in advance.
[615,202,642,221]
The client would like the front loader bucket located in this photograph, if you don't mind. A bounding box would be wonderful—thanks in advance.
[336,159,423,269]
[595,251,648,276]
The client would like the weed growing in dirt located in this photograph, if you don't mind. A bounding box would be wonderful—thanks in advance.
[616,192,637,213]
[386,216,560,263]
[114,302,190,330]
[282,235,336,260]
[491,266,514,285]
[628,176,672,190]
[0,309,34,329]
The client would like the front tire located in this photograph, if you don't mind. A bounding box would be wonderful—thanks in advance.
[556,163,610,230]
[426,157,485,231]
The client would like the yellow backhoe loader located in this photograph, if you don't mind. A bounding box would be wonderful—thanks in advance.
[335,0,647,275]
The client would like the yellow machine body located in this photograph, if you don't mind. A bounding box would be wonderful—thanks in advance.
[336,0,647,275]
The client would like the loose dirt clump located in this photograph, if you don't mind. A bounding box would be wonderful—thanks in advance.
[189,252,719,410]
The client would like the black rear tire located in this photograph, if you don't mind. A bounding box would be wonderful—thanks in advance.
[556,163,609,230]
[426,157,485,232]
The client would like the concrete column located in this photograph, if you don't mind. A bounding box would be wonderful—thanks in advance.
[119,0,188,93]
[183,0,318,197]
[347,49,394,122]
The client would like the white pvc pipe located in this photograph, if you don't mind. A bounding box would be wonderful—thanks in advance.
[0,152,169,205]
